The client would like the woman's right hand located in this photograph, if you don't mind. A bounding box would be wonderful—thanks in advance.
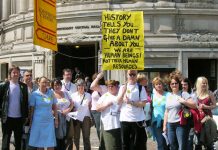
[96,72,104,79]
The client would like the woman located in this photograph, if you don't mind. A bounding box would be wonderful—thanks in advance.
[29,77,58,150]
[117,70,147,150]
[71,79,92,150]
[96,80,121,150]
[90,72,107,149]
[52,78,74,150]
[194,76,216,149]
[163,75,196,150]
[181,78,194,150]
[151,77,168,150]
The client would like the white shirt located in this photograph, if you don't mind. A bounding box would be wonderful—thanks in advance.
[91,85,107,110]
[98,92,121,131]
[8,81,21,118]
[118,83,148,122]
[56,92,71,111]
[71,92,91,121]
[61,80,77,96]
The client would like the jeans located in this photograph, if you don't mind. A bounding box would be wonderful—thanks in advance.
[1,117,23,150]
[121,121,147,150]
[73,116,91,150]
[187,128,194,150]
[91,110,101,139]
[152,122,168,150]
[167,122,189,150]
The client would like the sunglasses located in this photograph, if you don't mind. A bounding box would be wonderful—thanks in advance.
[128,74,136,77]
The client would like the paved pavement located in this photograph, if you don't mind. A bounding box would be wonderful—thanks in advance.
[0,124,156,150]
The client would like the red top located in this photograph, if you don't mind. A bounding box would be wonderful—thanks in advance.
[198,96,212,118]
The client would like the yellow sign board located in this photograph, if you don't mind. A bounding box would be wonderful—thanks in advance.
[102,11,144,70]
[34,0,57,51]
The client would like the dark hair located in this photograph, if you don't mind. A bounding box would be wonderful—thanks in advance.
[168,75,182,92]
[51,78,62,89]
[8,65,20,76]
[62,68,72,75]
[181,78,192,94]
[24,70,32,74]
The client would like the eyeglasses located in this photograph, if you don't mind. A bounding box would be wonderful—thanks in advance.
[170,82,178,85]
[128,74,136,77]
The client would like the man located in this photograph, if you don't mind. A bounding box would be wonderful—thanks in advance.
[61,68,77,150]
[0,65,29,150]
[23,70,38,96]
[61,68,77,96]
[117,70,148,150]
[22,70,38,150]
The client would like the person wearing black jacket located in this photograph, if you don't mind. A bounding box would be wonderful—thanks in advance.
[0,65,29,150]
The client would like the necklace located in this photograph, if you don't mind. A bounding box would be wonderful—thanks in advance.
[64,82,71,91]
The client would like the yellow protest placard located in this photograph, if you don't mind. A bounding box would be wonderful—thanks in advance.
[102,11,144,70]
[34,0,57,51]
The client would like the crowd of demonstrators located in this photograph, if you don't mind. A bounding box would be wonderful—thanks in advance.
[1,66,218,150]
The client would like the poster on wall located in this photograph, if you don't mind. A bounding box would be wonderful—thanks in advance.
[102,11,144,70]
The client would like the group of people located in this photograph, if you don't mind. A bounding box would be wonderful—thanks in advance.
[0,65,217,150]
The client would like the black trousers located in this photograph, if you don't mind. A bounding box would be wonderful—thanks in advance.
[120,121,147,150]
[1,117,23,150]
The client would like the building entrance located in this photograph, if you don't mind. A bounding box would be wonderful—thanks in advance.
[55,43,98,81]
[188,59,217,91]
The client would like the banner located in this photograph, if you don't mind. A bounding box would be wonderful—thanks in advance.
[102,11,144,70]
[34,0,57,51]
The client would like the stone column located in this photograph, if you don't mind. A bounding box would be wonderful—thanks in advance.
[2,0,11,21]
[28,0,33,11]
[19,0,27,13]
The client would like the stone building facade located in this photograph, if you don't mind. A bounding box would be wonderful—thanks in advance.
[0,0,218,90]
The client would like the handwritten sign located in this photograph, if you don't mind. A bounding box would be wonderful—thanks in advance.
[34,0,57,51]
[102,11,144,70]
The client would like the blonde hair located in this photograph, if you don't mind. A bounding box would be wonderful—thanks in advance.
[152,77,164,86]
[106,80,119,86]
[137,73,148,83]
[195,76,209,97]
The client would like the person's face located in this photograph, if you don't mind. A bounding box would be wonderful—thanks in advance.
[54,82,62,92]
[63,71,72,82]
[108,84,118,95]
[23,72,32,83]
[170,79,179,92]
[77,85,85,93]
[39,78,48,90]
[181,81,189,92]
[140,79,147,87]
[201,80,207,90]
[154,82,163,92]
[10,69,20,81]
[127,70,137,83]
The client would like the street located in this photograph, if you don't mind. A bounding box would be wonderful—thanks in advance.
[0,124,156,150]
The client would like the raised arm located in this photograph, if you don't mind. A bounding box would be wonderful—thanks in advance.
[90,72,104,92]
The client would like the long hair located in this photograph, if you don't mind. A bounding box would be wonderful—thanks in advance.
[195,76,209,97]
[181,78,192,94]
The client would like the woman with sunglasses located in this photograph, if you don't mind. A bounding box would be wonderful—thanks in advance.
[163,74,196,150]
[96,80,121,150]
[117,70,148,150]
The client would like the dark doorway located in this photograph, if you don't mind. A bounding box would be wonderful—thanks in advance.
[55,44,97,81]
[1,63,8,81]
[188,59,217,91]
